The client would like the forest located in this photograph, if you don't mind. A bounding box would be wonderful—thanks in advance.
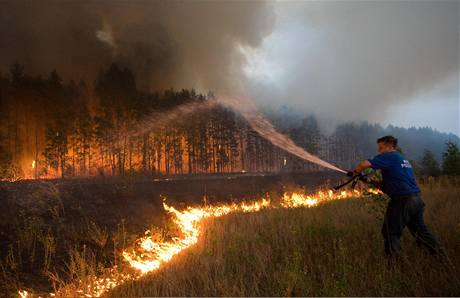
[0,62,458,180]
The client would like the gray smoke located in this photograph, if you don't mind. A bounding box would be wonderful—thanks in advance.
[243,1,459,131]
[1,1,458,132]
[0,0,274,91]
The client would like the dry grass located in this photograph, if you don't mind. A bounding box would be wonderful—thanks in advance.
[107,180,460,296]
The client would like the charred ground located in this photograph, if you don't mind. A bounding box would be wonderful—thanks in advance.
[0,172,341,295]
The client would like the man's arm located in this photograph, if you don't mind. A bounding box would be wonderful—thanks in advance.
[352,160,372,174]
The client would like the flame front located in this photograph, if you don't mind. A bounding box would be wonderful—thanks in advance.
[122,188,374,278]
[281,189,361,208]
[19,188,380,297]
[122,199,270,274]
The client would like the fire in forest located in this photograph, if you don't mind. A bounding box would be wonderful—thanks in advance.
[2,91,348,182]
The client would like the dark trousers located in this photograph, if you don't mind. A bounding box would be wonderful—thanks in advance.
[382,192,440,256]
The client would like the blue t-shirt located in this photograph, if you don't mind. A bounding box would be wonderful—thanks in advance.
[367,151,420,196]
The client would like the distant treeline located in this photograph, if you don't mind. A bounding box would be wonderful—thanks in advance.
[0,62,458,180]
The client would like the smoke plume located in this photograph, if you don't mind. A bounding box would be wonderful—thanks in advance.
[1,1,458,132]
[244,1,459,131]
[0,0,274,92]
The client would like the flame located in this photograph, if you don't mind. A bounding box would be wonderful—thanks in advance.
[31,160,36,169]
[19,187,381,297]
[123,198,270,274]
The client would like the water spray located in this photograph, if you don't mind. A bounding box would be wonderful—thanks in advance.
[126,96,346,174]
[217,96,346,173]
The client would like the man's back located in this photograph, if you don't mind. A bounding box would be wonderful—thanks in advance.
[367,151,420,196]
[352,136,440,256]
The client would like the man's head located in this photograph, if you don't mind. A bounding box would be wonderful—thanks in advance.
[377,135,398,154]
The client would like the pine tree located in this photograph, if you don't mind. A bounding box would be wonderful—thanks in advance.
[0,142,13,179]
[442,140,460,176]
[420,149,440,177]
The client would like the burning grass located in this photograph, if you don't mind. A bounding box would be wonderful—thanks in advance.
[16,184,372,297]
[106,180,460,297]
[12,178,460,296]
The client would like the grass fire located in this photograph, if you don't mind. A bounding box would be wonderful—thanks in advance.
[16,187,382,297]
[1,0,459,297]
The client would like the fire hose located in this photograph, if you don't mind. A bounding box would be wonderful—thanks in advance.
[333,172,372,191]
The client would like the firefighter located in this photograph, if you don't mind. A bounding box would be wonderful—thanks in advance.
[348,135,441,257]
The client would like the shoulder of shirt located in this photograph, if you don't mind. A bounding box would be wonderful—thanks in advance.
[378,152,393,157]
[373,151,400,159]
[393,151,404,157]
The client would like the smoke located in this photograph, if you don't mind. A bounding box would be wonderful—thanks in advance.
[0,0,274,92]
[1,1,457,133]
[243,1,459,132]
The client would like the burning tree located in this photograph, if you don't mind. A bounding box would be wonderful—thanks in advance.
[0,62,458,180]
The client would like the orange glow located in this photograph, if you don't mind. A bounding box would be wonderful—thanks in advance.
[123,198,270,274]
[19,187,381,297]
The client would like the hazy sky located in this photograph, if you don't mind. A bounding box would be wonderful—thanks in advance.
[241,1,459,135]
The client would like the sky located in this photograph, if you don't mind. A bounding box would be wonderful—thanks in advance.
[241,0,459,136]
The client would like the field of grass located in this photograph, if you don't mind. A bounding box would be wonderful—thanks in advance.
[0,173,332,296]
[108,179,460,296]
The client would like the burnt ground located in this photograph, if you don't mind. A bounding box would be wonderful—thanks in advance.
[0,171,343,295]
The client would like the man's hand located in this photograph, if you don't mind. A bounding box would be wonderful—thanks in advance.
[351,160,372,175]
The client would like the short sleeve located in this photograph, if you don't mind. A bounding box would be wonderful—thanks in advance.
[367,154,389,170]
